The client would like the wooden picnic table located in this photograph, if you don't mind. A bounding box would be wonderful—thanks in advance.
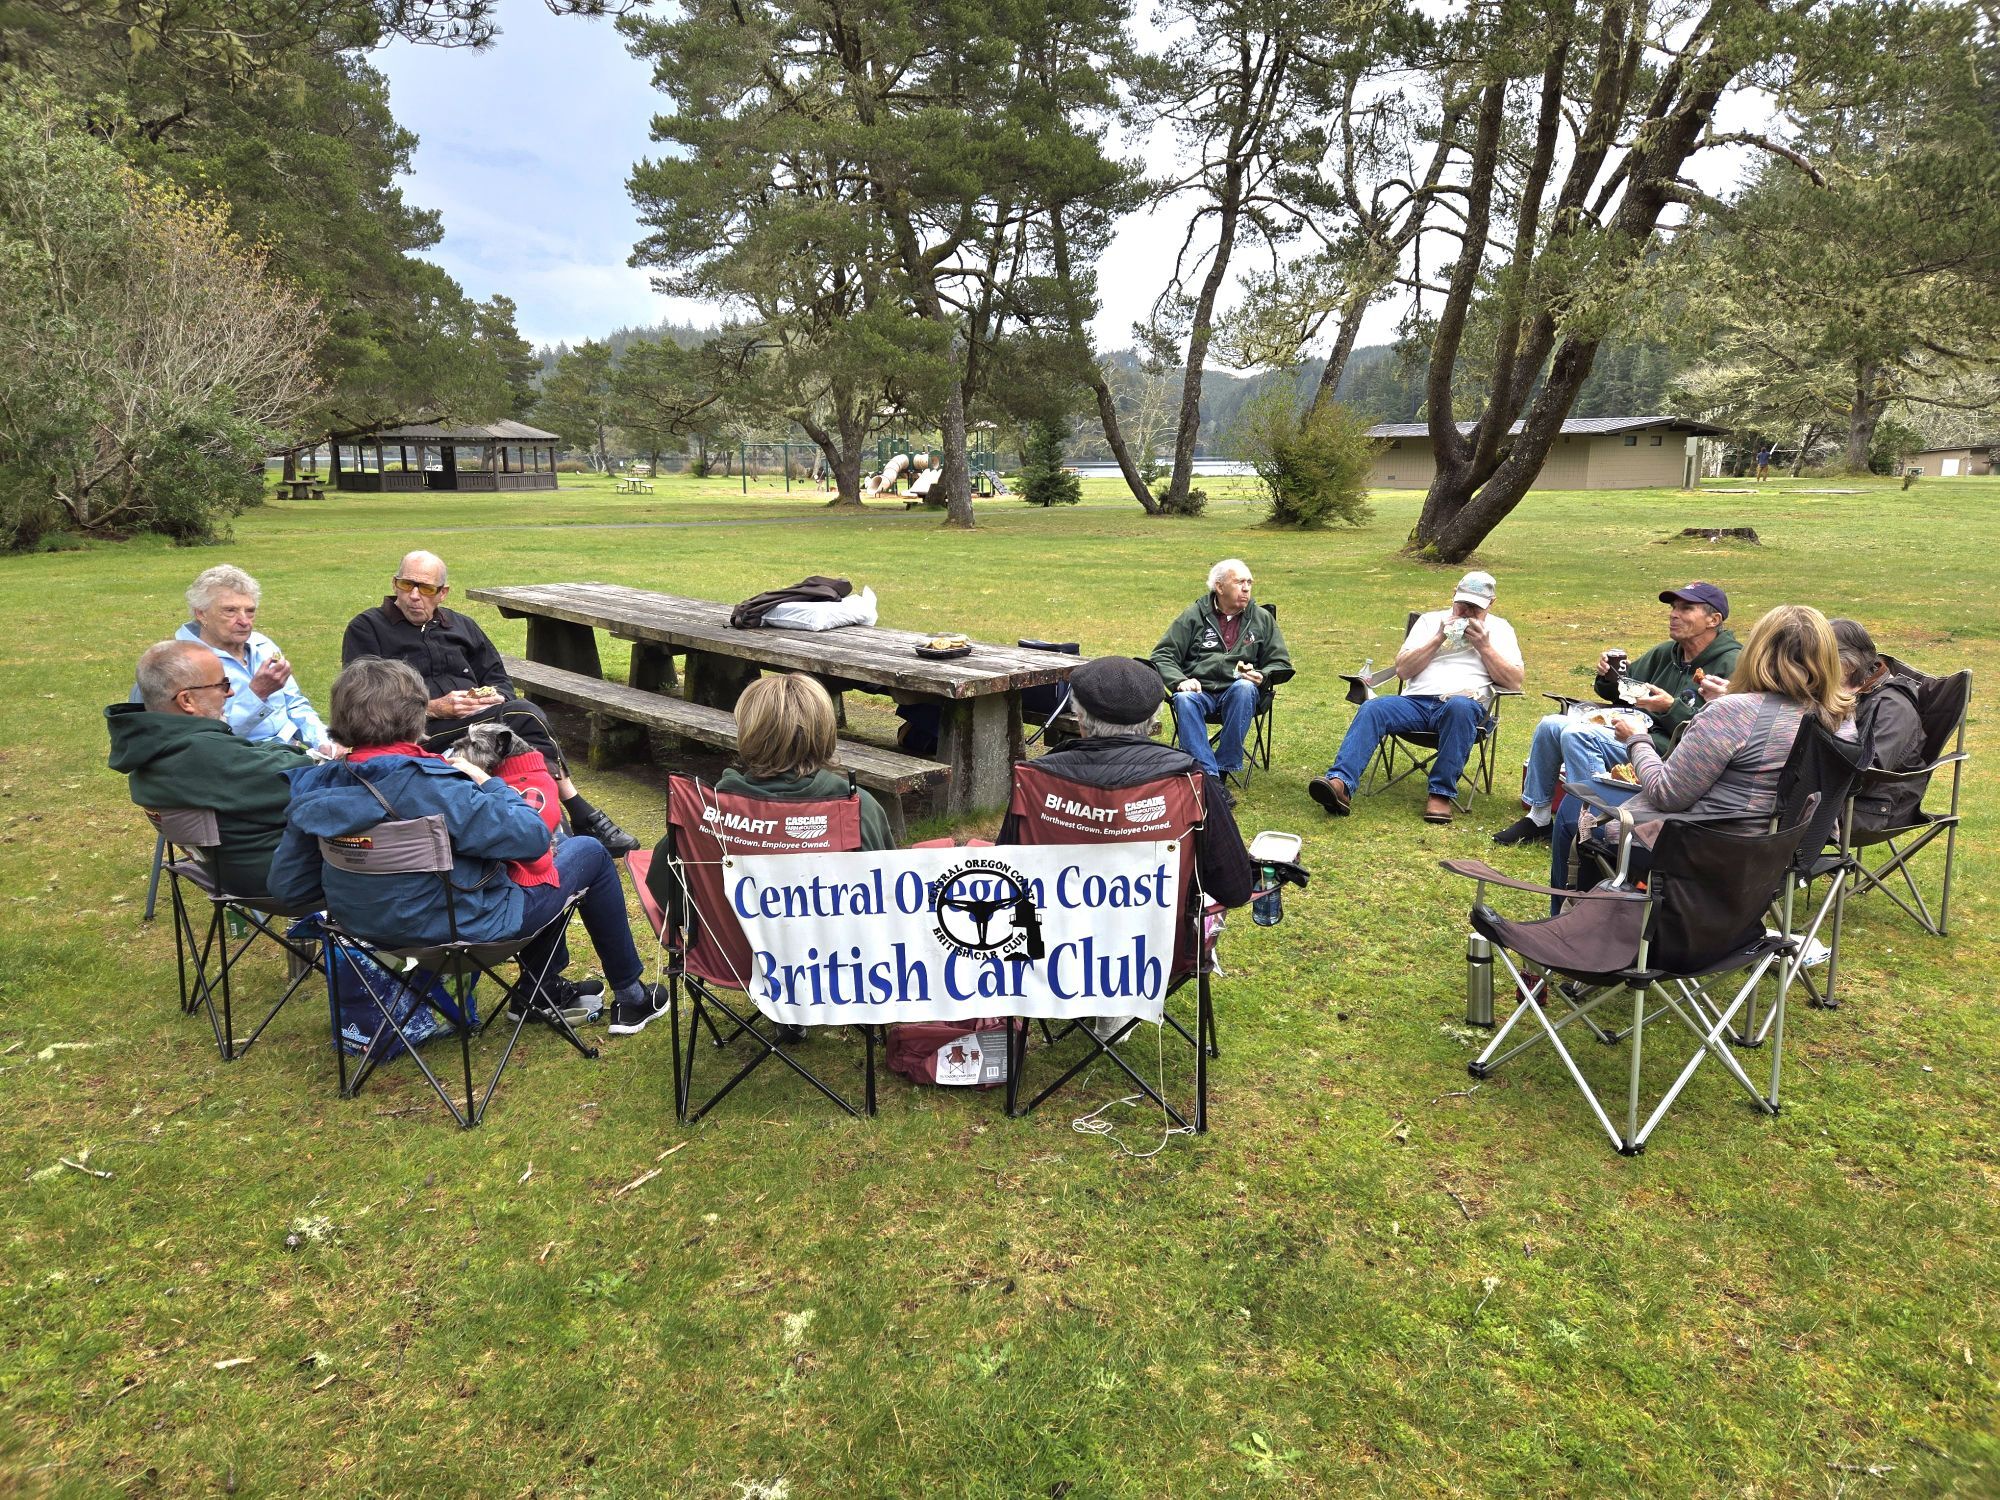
[463,582,1082,815]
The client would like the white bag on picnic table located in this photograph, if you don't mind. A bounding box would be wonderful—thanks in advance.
[762,585,877,632]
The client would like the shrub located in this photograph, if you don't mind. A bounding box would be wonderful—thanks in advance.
[141,414,265,544]
[1018,419,1080,507]
[0,89,321,550]
[1235,388,1376,529]
[1153,481,1207,516]
[0,463,64,551]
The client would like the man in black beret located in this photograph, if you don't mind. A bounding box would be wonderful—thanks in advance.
[997,656,1254,907]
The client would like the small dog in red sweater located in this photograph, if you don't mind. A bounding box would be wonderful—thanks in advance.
[451,723,561,888]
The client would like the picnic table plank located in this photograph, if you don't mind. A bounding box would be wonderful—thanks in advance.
[469,582,1073,815]
[465,582,1079,700]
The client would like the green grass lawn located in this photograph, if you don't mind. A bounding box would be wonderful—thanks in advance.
[2,471,1993,1496]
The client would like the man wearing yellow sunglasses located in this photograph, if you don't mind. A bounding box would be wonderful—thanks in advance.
[340,550,638,854]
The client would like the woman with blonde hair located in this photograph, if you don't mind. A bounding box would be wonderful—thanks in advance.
[725,674,896,849]
[1549,605,1853,904]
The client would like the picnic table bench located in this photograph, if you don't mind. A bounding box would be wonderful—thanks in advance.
[464,583,1083,820]
[502,657,945,839]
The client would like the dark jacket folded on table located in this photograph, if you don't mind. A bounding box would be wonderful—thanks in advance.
[729,576,851,630]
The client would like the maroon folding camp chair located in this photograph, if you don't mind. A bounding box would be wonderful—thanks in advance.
[1001,763,1220,1132]
[642,773,876,1122]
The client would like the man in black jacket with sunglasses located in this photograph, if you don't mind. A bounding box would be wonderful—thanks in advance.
[341,549,639,854]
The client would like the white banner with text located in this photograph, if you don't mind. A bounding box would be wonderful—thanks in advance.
[727,843,1182,1025]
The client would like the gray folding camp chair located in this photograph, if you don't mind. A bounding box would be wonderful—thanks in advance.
[1340,611,1520,810]
[316,811,595,1128]
[145,807,320,1061]
[1443,800,1815,1156]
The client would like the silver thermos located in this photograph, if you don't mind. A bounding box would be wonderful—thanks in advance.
[1466,930,1494,1027]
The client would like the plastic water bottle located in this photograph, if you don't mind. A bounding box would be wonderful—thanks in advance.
[1252,866,1283,926]
[1465,931,1494,1027]
[1360,657,1376,700]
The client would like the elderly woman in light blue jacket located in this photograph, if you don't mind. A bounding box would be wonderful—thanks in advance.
[175,563,334,753]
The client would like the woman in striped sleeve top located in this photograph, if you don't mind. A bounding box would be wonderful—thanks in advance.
[1551,604,1854,905]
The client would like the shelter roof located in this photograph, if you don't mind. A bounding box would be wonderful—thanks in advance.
[1364,415,1727,439]
[354,420,560,442]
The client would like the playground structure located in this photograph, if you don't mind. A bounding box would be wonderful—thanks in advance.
[644,430,1010,499]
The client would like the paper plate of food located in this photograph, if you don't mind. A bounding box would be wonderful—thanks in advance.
[915,632,973,660]
[1567,703,1651,733]
[1591,761,1643,789]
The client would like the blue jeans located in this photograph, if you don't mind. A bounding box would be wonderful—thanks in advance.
[1172,678,1260,776]
[1521,713,1628,813]
[1327,694,1485,799]
[513,836,643,990]
[1548,782,1643,915]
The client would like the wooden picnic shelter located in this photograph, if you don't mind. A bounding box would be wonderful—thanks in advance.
[330,420,561,493]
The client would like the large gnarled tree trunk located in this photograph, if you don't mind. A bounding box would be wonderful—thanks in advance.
[1409,5,1754,563]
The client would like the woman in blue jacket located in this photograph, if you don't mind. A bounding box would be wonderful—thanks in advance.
[269,657,663,1028]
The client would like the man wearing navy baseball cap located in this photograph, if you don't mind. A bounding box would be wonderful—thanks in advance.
[1493,579,1740,846]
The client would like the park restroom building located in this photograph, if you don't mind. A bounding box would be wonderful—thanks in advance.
[1365,416,1725,491]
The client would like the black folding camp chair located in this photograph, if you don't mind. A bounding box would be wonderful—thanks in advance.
[145,807,320,1061]
[1738,717,1867,1034]
[315,811,595,1128]
[1167,602,1281,786]
[1341,611,1520,810]
[1443,802,1815,1155]
[1001,763,1220,1133]
[1827,659,1970,946]
[1020,638,1082,749]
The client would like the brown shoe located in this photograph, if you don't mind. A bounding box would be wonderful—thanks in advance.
[1308,772,1351,816]
[1423,794,1455,824]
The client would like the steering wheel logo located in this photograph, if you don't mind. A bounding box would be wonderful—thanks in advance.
[930,858,1045,961]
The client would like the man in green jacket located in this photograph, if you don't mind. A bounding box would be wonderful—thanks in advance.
[1493,581,1741,846]
[1149,558,1294,785]
[108,641,309,896]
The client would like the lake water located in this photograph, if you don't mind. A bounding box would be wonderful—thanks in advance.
[1071,458,1255,478]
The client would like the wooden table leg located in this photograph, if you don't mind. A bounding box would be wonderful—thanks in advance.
[683,648,761,711]
[522,618,624,767]
[938,694,1024,815]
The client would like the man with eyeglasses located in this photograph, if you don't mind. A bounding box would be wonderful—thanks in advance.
[107,641,306,897]
[340,550,639,854]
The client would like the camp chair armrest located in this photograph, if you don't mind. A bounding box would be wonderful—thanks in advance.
[1440,857,1650,902]
[1491,688,1524,698]
[1563,782,1753,825]
[1861,753,1966,781]
[1542,692,1593,709]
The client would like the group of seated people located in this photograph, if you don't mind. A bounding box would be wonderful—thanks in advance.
[109,553,1258,1042]
[110,542,1933,1051]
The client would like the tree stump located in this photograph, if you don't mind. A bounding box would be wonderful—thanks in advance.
[1676,526,1760,544]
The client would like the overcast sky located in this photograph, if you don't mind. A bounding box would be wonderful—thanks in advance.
[376,1,1763,357]
[375,1,1338,355]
